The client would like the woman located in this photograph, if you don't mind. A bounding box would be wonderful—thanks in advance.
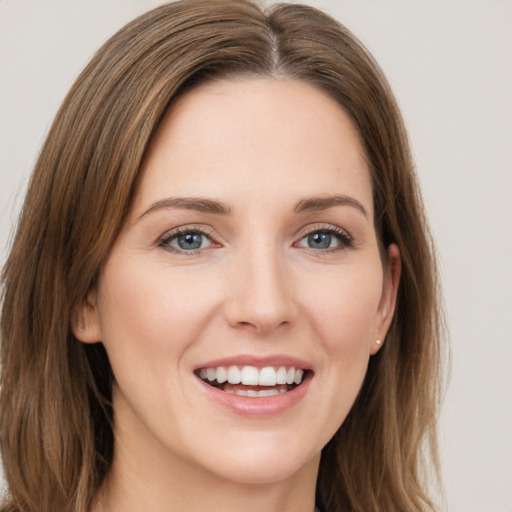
[0,1,444,511]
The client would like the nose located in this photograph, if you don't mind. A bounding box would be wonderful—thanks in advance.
[223,244,298,335]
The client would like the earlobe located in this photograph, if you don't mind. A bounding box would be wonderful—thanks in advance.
[71,289,103,343]
[371,243,401,355]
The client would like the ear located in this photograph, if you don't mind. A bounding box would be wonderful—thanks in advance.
[71,288,103,343]
[370,243,401,355]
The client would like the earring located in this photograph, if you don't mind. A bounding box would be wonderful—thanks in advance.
[80,327,85,333]
[376,339,381,345]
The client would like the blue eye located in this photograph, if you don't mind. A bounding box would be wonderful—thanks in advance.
[307,232,333,249]
[297,228,351,251]
[175,232,205,250]
[160,230,212,253]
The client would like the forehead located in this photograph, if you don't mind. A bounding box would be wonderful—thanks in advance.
[133,77,372,217]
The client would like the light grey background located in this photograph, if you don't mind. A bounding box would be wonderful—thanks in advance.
[1,1,511,511]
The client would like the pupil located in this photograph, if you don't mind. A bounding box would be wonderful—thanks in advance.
[308,232,331,249]
[178,233,202,250]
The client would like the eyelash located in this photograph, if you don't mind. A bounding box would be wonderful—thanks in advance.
[157,224,353,255]
[158,226,217,255]
[295,224,353,254]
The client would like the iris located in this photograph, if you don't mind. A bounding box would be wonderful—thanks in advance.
[177,232,204,250]
[307,232,332,249]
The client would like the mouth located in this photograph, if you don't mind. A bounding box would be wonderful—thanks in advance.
[195,365,308,397]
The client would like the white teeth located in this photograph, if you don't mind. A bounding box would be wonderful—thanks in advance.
[276,366,287,384]
[258,389,280,397]
[199,365,306,388]
[233,388,282,397]
[258,366,277,386]
[227,365,241,384]
[216,366,227,384]
[240,366,259,385]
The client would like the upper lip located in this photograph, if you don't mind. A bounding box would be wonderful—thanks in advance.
[194,354,312,371]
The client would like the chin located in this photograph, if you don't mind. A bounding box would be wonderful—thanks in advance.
[205,454,316,486]
[190,430,322,486]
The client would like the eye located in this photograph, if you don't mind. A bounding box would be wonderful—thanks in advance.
[296,227,352,251]
[158,228,214,253]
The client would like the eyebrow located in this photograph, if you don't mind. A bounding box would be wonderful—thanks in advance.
[139,194,367,219]
[294,195,368,218]
[139,197,232,218]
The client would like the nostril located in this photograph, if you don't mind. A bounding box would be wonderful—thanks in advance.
[233,319,291,335]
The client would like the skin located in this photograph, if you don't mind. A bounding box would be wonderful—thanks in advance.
[75,78,400,512]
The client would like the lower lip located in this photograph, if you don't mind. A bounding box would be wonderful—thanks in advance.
[196,373,313,417]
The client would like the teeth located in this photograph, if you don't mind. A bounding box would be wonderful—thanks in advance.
[198,365,306,388]
[241,366,259,385]
[216,366,227,384]
[258,389,280,397]
[276,366,287,385]
[233,388,282,397]
[227,366,241,384]
[258,367,277,386]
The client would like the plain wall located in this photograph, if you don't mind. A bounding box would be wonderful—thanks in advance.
[1,1,511,511]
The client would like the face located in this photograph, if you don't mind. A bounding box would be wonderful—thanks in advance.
[77,78,399,486]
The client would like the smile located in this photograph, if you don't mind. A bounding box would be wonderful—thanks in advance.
[196,365,306,397]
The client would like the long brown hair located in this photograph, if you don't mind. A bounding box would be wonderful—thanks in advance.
[1,1,445,511]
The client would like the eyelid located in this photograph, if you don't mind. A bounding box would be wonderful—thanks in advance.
[156,222,353,255]
[295,223,352,242]
[293,223,353,252]
[158,224,220,254]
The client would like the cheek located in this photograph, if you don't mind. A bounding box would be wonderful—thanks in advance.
[96,256,221,369]
[301,267,383,357]
[299,267,383,432]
